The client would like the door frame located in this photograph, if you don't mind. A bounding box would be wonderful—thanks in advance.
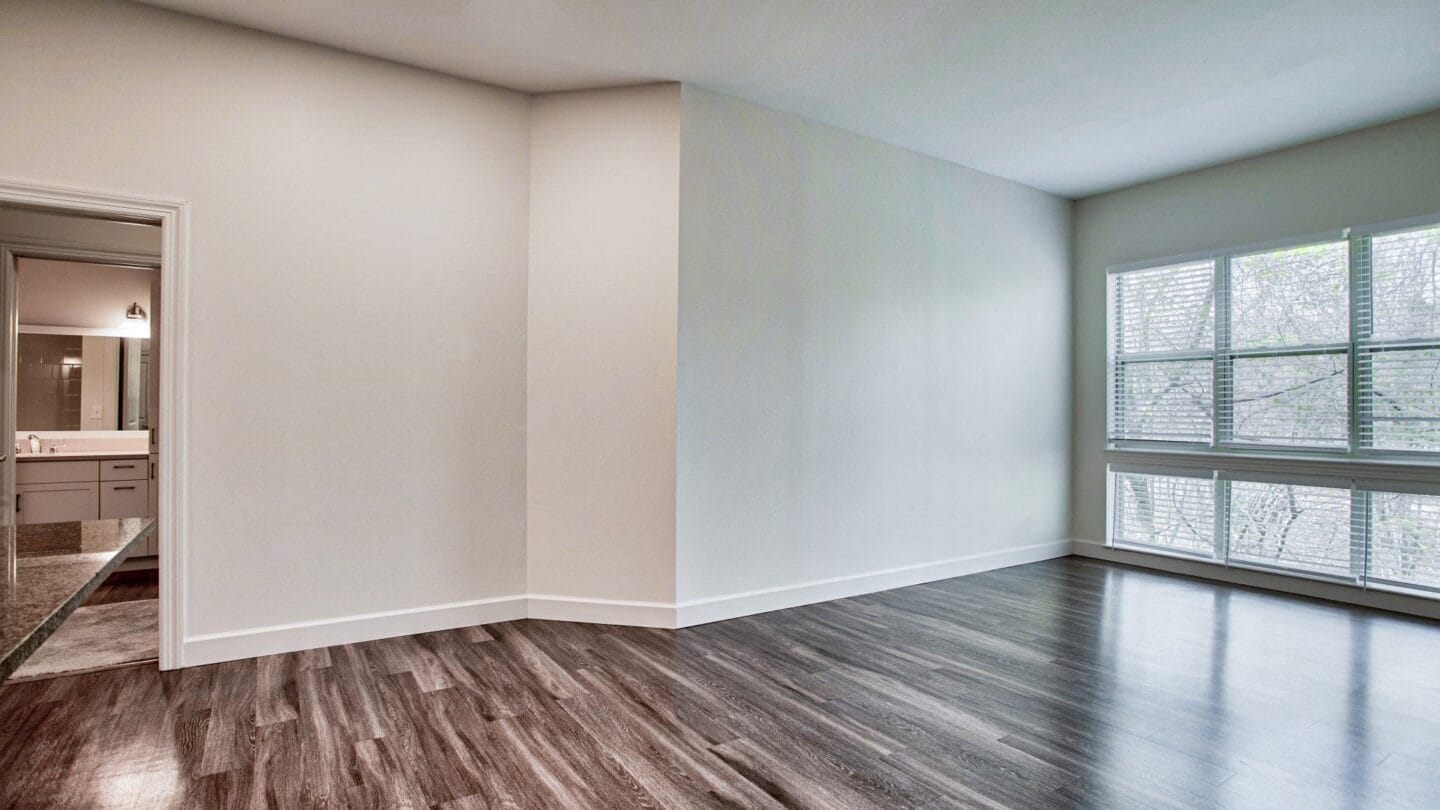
[0,179,189,671]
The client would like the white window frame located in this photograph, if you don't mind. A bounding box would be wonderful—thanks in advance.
[1105,212,1440,599]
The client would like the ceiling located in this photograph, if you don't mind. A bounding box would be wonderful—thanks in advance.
[136,0,1440,198]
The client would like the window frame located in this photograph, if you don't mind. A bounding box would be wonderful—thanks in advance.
[1105,213,1440,601]
[1107,213,1440,465]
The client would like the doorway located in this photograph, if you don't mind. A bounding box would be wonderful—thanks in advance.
[0,180,188,671]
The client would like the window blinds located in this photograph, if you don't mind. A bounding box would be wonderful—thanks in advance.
[1112,470,1215,556]
[1108,223,1440,455]
[1357,224,1440,452]
[1111,469,1440,595]
[1107,218,1440,599]
[1109,260,1214,442]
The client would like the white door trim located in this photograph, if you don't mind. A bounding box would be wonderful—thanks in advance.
[0,179,189,671]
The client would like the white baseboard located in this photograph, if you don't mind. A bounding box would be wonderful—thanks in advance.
[181,594,527,668]
[674,540,1074,627]
[178,541,1075,666]
[526,595,676,628]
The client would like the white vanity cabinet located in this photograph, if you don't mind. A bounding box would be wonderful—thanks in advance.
[100,460,149,520]
[14,480,99,525]
[16,456,155,554]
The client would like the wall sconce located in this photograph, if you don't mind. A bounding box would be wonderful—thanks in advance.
[126,302,147,320]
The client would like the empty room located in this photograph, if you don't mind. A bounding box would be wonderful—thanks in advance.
[1,0,1438,807]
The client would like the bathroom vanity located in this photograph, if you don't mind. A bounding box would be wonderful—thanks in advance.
[15,453,155,555]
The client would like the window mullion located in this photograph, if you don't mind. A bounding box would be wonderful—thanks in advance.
[1348,234,1371,585]
[1350,487,1369,585]
[1213,256,1231,447]
[1349,232,1369,456]
[1214,475,1229,564]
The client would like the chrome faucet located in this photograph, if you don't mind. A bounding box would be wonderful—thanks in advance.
[27,434,41,455]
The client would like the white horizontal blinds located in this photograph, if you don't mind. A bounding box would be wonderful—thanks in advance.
[1106,218,1440,599]
[1109,466,1440,596]
[1225,478,1358,580]
[1357,224,1440,452]
[1114,261,1216,354]
[1229,241,1350,349]
[1112,470,1215,556]
[1367,490,1440,591]
[1111,360,1213,441]
[1220,241,1350,448]
[1228,353,1349,447]
[1367,224,1440,340]
[1110,260,1215,442]
[1360,349,1440,450]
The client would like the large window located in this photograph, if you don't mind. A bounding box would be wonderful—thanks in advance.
[1107,219,1440,597]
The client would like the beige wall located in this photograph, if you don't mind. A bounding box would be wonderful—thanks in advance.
[0,0,532,650]
[1071,109,1440,544]
[526,84,680,605]
[17,258,155,333]
[78,335,120,431]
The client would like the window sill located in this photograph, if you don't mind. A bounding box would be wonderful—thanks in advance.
[1105,445,1440,484]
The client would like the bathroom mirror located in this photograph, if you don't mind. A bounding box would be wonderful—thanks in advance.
[16,332,149,432]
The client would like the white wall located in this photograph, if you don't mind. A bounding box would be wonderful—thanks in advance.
[0,1,1084,653]
[1072,110,1440,547]
[0,0,531,658]
[676,87,1073,609]
[17,258,155,334]
[527,84,680,608]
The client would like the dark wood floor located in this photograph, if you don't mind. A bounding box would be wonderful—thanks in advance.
[82,568,160,607]
[3,557,1439,808]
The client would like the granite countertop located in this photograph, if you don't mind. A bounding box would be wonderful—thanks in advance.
[0,518,156,681]
[16,451,149,461]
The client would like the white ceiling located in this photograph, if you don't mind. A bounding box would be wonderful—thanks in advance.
[136,0,1440,198]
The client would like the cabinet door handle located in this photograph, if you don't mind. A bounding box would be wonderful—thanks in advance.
[113,486,137,491]
[113,464,136,469]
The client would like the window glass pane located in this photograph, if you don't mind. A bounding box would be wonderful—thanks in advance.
[1231,241,1349,349]
[1227,353,1348,448]
[1111,359,1212,442]
[1371,225,1440,341]
[1359,347,1440,452]
[1227,480,1353,578]
[1114,260,1214,355]
[1113,472,1214,555]
[1369,491,1440,590]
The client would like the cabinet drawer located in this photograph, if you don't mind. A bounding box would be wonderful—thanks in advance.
[16,460,99,485]
[100,458,148,481]
[16,481,100,524]
[100,480,149,519]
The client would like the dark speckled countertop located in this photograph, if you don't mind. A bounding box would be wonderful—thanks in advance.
[0,518,155,681]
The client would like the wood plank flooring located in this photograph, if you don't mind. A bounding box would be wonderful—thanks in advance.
[81,568,160,607]
[3,557,1440,808]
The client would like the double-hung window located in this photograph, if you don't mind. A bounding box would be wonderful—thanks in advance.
[1106,218,1440,597]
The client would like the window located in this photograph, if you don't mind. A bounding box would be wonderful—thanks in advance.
[1106,218,1440,598]
[1359,224,1440,452]
[1109,260,1214,443]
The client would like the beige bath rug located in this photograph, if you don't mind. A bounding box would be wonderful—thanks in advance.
[9,599,157,681]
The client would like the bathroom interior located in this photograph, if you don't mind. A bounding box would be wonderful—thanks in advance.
[3,205,161,680]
